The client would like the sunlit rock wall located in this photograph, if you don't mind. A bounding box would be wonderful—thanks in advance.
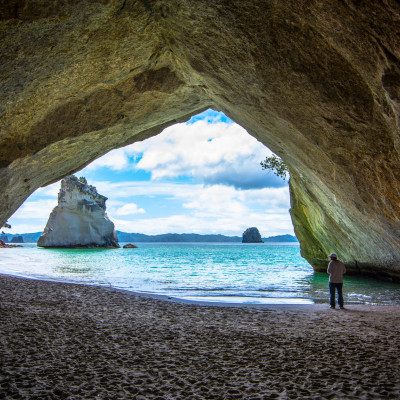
[1,1,400,278]
[37,177,119,248]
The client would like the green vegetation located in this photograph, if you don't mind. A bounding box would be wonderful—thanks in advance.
[69,175,88,184]
[1,221,11,235]
[260,155,289,180]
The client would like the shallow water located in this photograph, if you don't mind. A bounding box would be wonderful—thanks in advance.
[1,242,399,305]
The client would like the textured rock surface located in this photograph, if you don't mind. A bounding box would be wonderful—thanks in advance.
[1,1,400,277]
[242,227,263,244]
[37,177,119,248]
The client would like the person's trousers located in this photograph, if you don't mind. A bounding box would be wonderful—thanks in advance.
[329,282,344,308]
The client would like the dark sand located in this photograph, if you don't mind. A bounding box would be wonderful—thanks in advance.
[1,274,399,399]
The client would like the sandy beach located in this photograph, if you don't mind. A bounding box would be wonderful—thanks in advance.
[1,274,399,399]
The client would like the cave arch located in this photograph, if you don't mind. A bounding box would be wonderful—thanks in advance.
[9,109,294,239]
[1,0,400,279]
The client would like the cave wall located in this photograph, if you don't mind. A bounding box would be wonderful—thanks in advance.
[1,0,400,278]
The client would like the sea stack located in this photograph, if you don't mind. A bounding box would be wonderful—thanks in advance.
[242,227,263,243]
[38,176,119,248]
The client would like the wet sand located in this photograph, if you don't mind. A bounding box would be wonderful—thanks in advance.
[1,274,399,399]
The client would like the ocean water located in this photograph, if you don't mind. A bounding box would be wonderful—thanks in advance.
[1,242,399,305]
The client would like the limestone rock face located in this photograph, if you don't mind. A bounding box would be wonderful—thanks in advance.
[242,228,263,244]
[1,1,400,277]
[37,177,119,248]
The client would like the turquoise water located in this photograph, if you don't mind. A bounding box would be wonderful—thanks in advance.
[1,242,399,305]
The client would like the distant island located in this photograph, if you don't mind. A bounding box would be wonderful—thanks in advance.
[262,234,298,243]
[0,232,42,243]
[242,227,263,243]
[2,231,298,243]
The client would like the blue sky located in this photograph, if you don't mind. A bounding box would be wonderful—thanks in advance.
[7,110,294,237]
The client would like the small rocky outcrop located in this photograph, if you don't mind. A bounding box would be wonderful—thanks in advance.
[242,227,263,243]
[11,236,23,243]
[123,244,138,249]
[0,240,22,248]
[37,176,119,248]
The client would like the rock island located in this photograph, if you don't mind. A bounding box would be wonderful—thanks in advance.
[242,227,263,243]
[38,176,119,248]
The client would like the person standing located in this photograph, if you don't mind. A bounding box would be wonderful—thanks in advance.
[327,253,346,309]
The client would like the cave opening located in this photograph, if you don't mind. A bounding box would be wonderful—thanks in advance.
[5,109,295,242]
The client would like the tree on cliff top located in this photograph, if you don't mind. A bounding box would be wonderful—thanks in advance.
[1,221,11,235]
[260,155,289,181]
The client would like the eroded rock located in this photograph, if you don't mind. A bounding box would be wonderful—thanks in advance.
[1,1,400,278]
[37,176,119,248]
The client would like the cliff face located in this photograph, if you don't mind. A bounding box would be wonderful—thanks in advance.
[37,177,119,248]
[1,1,400,277]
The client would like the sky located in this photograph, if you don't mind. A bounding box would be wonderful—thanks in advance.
[7,110,294,237]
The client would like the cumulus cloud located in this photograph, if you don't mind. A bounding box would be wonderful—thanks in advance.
[36,182,61,197]
[101,181,293,236]
[9,180,293,236]
[4,222,45,234]
[6,198,57,233]
[111,208,293,238]
[84,148,129,171]
[129,120,284,189]
[12,199,57,220]
[92,180,197,199]
[114,203,146,216]
[82,114,286,189]
[95,181,290,213]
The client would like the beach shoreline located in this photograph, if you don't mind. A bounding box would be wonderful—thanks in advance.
[0,270,392,310]
[1,273,399,399]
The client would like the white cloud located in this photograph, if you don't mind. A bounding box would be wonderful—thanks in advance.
[95,181,290,214]
[12,199,57,220]
[8,180,293,236]
[92,180,201,200]
[85,148,129,171]
[82,118,284,189]
[103,181,293,236]
[3,222,45,234]
[114,203,146,216]
[130,120,281,189]
[111,210,293,237]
